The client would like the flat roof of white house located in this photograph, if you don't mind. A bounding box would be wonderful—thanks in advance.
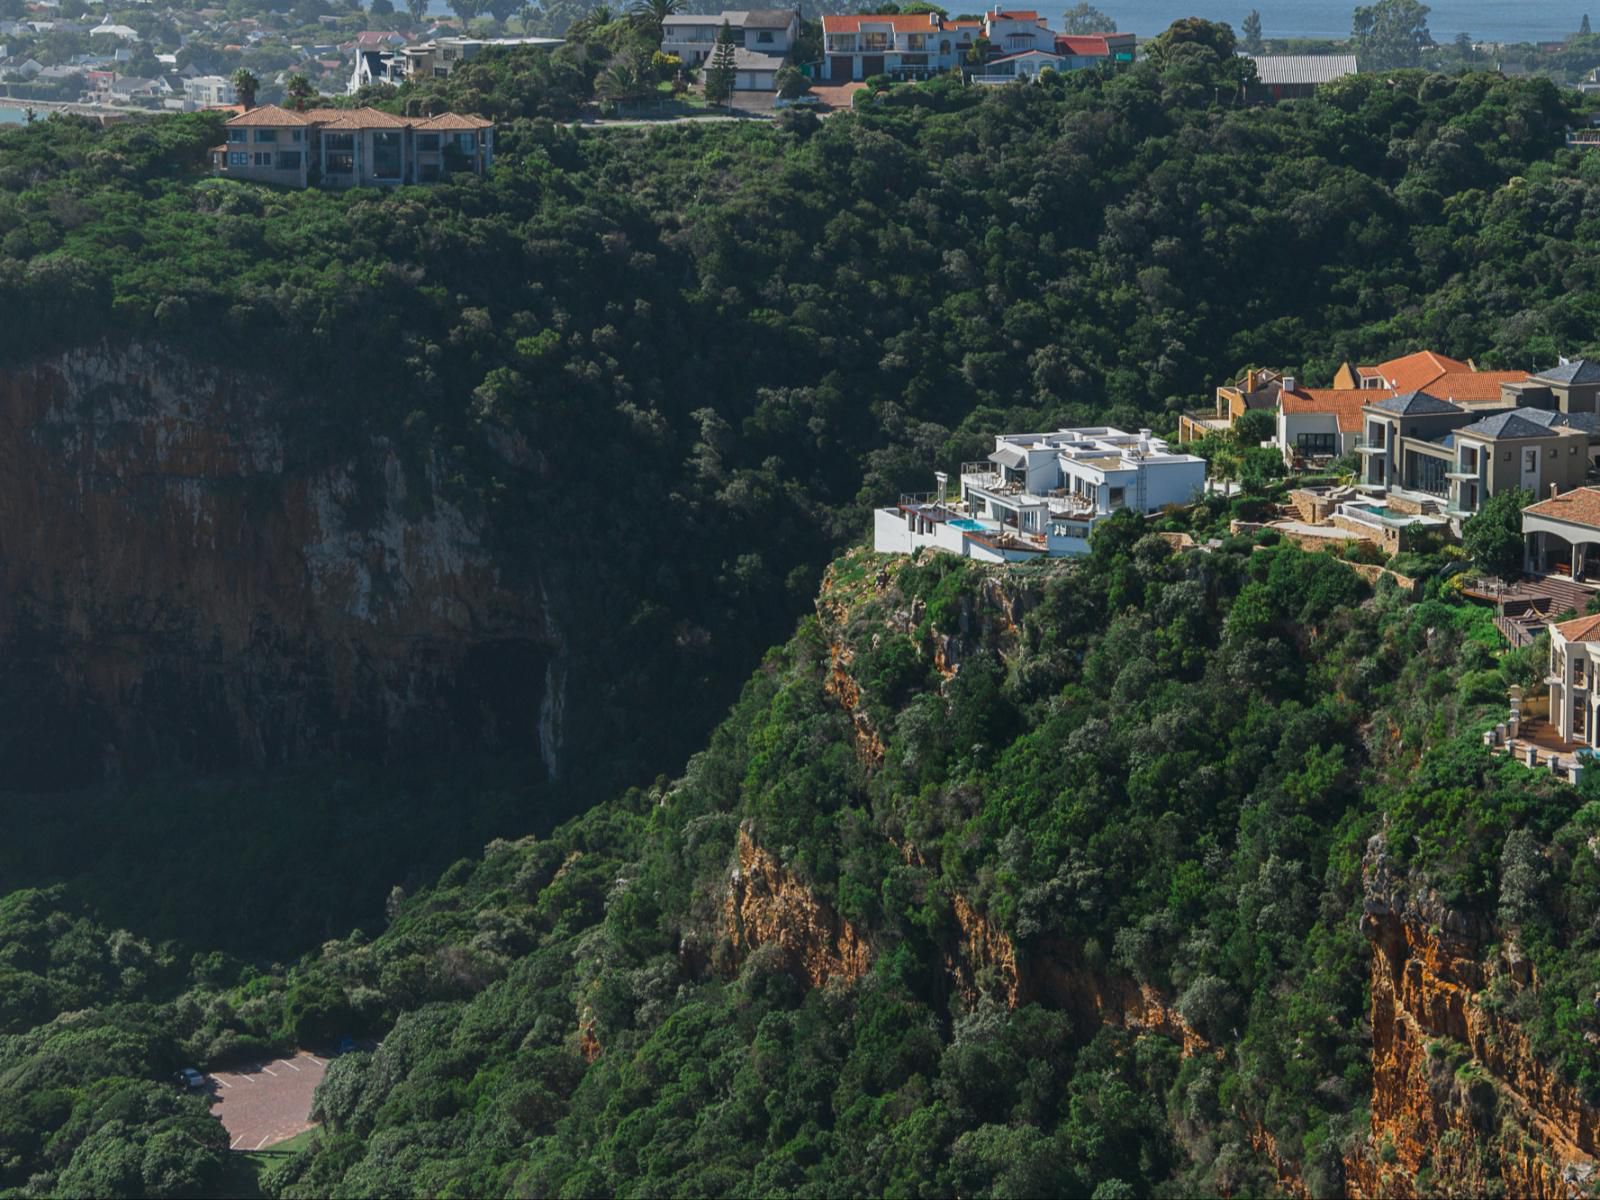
[989,426,1206,468]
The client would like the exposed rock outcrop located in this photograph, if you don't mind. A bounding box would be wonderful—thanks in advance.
[724,825,871,989]
[1355,834,1600,1199]
[0,344,562,783]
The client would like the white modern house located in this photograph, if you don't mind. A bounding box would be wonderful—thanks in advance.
[875,427,1205,561]
[184,74,236,106]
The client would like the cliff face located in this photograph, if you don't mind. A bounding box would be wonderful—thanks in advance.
[724,825,871,989]
[1356,835,1600,1199]
[0,344,564,784]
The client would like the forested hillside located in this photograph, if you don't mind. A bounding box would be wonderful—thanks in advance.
[6,527,1594,1196]
[0,42,1591,825]
[7,26,1600,1198]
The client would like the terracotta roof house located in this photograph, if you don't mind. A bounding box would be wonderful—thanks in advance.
[1336,350,1475,393]
[214,105,493,188]
[1353,366,1600,519]
[1276,383,1388,463]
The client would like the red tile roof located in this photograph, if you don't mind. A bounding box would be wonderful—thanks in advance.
[224,104,491,131]
[991,9,1040,17]
[1525,486,1600,531]
[415,112,493,130]
[1554,612,1600,642]
[321,107,410,129]
[1360,350,1474,393]
[225,104,313,127]
[821,13,942,31]
[1281,386,1391,433]
[1425,370,1528,403]
[1056,35,1114,54]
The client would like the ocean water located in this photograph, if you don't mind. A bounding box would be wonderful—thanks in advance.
[1059,1,1595,42]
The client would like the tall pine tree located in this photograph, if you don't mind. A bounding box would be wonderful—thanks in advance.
[1241,9,1263,52]
[704,20,737,106]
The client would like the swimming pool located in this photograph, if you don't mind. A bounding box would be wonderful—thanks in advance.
[949,518,987,532]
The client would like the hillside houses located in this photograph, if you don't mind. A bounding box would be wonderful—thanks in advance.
[821,7,1131,84]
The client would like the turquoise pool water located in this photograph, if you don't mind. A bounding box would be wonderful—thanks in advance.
[1354,505,1408,521]
[949,518,987,532]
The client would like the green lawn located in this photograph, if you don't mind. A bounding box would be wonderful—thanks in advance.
[218,1128,322,1200]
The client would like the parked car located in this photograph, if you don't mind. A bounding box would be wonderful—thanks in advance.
[175,1067,206,1090]
[773,94,821,108]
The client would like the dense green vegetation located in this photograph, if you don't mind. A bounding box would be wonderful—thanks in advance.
[8,526,1598,1197]
[11,29,1600,1197]
[1,42,1595,816]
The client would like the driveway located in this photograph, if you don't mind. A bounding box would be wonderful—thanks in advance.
[209,1051,328,1151]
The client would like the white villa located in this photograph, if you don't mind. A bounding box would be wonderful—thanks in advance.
[875,426,1206,561]
[1546,613,1600,748]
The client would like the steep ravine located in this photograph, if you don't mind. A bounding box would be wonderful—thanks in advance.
[0,344,562,784]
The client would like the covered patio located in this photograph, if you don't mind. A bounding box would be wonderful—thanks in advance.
[1522,487,1600,586]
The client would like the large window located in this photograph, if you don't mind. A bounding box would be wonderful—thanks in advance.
[1295,432,1336,456]
[372,130,402,179]
[418,133,440,151]
[226,129,247,143]
[324,133,354,174]
[228,151,248,165]
[253,152,271,166]
[1410,453,1447,496]
[255,129,278,142]
[276,151,301,170]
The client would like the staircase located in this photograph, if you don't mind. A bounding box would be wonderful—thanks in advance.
[1518,574,1594,617]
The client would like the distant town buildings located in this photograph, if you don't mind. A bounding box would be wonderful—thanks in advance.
[821,7,1131,84]
[349,34,562,94]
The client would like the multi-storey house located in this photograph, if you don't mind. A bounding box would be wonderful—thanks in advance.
[875,427,1205,561]
[213,105,493,188]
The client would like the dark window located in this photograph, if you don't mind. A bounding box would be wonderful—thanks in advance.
[372,130,402,178]
[418,133,440,151]
[326,151,354,173]
[255,129,277,142]
[1411,453,1447,496]
[253,151,271,166]
[227,129,247,143]
[1295,432,1337,456]
[276,151,301,169]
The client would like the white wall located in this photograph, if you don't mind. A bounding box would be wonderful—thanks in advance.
[1142,461,1207,510]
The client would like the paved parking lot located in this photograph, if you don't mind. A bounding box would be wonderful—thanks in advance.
[208,1051,327,1150]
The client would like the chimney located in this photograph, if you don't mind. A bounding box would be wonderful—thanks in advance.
[1282,375,1296,393]
[1553,483,1560,499]
[930,10,939,25]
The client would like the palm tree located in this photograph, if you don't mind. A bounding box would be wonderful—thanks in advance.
[568,4,615,39]
[230,68,259,109]
[283,73,317,111]
[629,0,679,43]
[597,49,653,105]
